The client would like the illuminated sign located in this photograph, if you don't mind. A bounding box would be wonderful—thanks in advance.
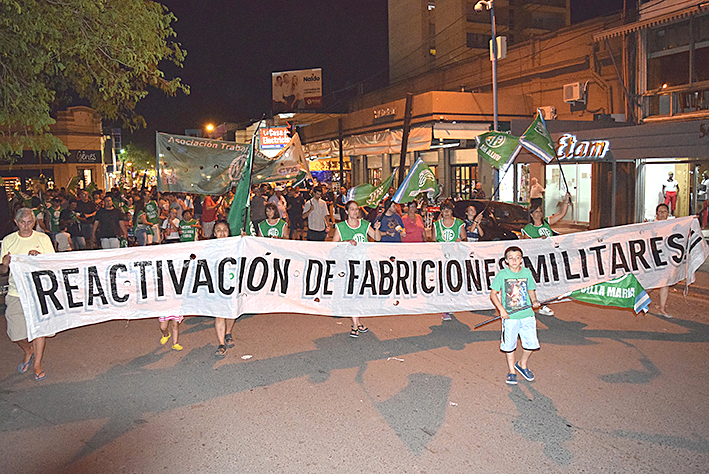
[556,133,610,160]
[259,127,291,149]
[374,107,396,120]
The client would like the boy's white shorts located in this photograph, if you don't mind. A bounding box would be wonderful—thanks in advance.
[500,316,540,352]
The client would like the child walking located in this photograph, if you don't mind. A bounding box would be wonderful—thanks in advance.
[490,246,541,385]
[159,315,184,351]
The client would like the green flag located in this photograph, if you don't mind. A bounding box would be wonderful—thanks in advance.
[226,133,258,237]
[519,110,556,163]
[346,170,397,207]
[568,274,651,313]
[475,132,522,169]
[392,157,440,203]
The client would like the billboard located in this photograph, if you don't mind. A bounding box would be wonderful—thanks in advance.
[272,68,322,113]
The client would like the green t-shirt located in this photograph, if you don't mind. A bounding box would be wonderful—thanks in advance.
[434,218,464,242]
[336,219,370,243]
[145,200,160,225]
[491,267,537,319]
[258,219,287,238]
[522,219,553,238]
[49,208,62,233]
[179,219,199,242]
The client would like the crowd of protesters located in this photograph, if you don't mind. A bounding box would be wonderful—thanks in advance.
[3,173,682,385]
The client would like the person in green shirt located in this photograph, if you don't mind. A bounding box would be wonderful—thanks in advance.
[143,193,162,243]
[521,192,571,239]
[430,199,466,243]
[179,209,201,242]
[429,199,466,321]
[257,203,289,239]
[333,200,381,338]
[490,246,541,385]
[521,192,570,316]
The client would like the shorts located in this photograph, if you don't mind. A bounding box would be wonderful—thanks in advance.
[5,295,28,341]
[288,215,304,230]
[500,316,540,352]
[158,315,185,323]
[307,229,327,241]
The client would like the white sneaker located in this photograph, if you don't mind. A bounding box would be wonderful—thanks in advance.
[538,305,554,316]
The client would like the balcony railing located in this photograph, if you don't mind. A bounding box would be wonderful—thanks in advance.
[644,81,709,118]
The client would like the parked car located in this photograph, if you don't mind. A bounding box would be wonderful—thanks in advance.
[426,200,530,241]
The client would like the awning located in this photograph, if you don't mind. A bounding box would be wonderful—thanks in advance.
[304,122,491,159]
[593,5,707,41]
[432,122,490,140]
[304,126,433,158]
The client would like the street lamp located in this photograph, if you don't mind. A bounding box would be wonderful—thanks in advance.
[475,0,498,132]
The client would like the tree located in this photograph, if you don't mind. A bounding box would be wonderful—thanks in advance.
[0,0,189,161]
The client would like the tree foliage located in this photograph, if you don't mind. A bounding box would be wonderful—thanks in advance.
[0,0,189,161]
[120,142,155,173]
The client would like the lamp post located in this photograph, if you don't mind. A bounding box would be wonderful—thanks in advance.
[475,0,497,132]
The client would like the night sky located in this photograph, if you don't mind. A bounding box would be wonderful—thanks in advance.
[125,0,623,151]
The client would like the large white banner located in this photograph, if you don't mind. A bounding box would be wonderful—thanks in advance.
[12,217,708,340]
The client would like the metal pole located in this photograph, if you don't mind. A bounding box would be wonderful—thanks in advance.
[398,93,414,187]
[338,118,344,188]
[491,1,498,132]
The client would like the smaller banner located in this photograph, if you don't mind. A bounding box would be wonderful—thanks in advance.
[519,110,556,163]
[347,170,397,207]
[568,273,651,313]
[475,132,522,169]
[252,134,312,185]
[393,157,440,203]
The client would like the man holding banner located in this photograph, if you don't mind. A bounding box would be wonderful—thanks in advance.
[1,208,54,381]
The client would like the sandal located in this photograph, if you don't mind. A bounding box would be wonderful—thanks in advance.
[18,353,34,374]
[215,344,227,357]
[225,333,235,348]
[349,327,359,338]
[35,371,46,381]
[357,325,368,333]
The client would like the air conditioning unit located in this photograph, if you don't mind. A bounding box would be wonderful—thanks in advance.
[539,106,557,120]
[563,82,586,103]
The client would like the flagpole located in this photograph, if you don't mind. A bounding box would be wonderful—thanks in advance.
[241,115,265,233]
[474,295,562,329]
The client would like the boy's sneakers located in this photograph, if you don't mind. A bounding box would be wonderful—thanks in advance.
[538,305,554,316]
[514,362,535,381]
[442,312,453,321]
[506,373,518,385]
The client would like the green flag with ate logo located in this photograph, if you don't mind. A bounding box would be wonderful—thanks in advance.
[475,132,522,169]
[346,170,397,207]
[519,110,556,163]
[392,157,440,203]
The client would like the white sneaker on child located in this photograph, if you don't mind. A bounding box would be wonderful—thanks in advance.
[538,305,554,316]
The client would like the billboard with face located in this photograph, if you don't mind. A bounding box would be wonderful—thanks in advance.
[272,68,322,113]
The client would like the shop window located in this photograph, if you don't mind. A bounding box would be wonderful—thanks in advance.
[645,14,709,118]
[367,169,381,187]
[452,164,477,199]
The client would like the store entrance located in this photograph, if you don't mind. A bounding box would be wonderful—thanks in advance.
[545,163,592,224]
[639,162,691,220]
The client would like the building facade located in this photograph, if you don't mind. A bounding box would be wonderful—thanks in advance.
[300,0,709,229]
[388,0,570,83]
[1,106,107,195]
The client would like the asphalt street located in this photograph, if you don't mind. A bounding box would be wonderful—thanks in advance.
[1,267,708,473]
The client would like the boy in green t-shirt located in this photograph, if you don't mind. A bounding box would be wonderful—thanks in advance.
[179,209,201,242]
[490,246,541,385]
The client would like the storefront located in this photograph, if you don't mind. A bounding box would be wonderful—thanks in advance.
[1,106,107,196]
[513,118,709,228]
